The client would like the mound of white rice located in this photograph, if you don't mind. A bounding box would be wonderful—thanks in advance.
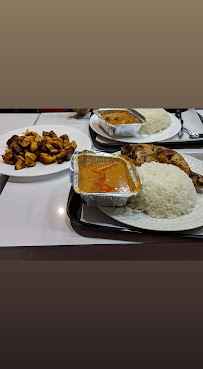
[128,162,197,219]
[134,108,171,135]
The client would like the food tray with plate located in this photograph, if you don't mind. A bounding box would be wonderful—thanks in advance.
[67,186,203,242]
[89,109,203,152]
[67,151,203,242]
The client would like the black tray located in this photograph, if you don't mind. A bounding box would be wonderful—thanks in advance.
[89,109,203,152]
[67,187,203,243]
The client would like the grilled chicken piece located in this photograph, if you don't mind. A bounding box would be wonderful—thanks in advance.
[121,143,203,189]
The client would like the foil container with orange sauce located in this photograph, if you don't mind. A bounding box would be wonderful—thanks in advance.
[70,150,142,207]
[93,108,146,137]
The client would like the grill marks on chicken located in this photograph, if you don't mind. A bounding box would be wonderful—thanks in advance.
[121,143,203,189]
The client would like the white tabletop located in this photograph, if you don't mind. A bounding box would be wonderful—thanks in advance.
[0,111,202,247]
[0,112,127,246]
[0,113,39,135]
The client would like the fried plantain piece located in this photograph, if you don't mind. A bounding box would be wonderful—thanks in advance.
[7,135,19,146]
[69,141,77,149]
[56,151,66,159]
[42,130,57,138]
[60,134,69,142]
[56,150,66,163]
[63,140,70,149]
[9,140,22,153]
[64,141,77,150]
[39,153,56,164]
[65,147,75,161]
[34,150,42,158]
[18,155,25,161]
[24,156,36,167]
[12,151,19,163]
[57,159,64,164]
[41,142,48,153]
[50,139,63,150]
[18,141,31,148]
[4,148,13,158]
[49,130,57,138]
[24,135,35,142]
[45,143,59,155]
[24,152,37,167]
[2,153,15,165]
[52,137,63,143]
[2,148,19,164]
[42,135,52,143]
[15,156,25,170]
[25,152,37,161]
[30,141,40,152]
[18,137,31,148]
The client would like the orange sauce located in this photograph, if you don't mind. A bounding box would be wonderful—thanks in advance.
[79,161,133,193]
[101,111,141,125]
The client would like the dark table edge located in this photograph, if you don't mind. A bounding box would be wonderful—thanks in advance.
[0,242,203,260]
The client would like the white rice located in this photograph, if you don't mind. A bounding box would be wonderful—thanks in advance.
[134,108,171,135]
[128,162,197,219]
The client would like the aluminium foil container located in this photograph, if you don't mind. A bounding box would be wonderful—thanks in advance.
[70,150,142,207]
[93,108,146,137]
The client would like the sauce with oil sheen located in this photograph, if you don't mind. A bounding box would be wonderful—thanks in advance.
[101,111,141,125]
[79,161,133,193]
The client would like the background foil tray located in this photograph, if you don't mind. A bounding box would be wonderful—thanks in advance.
[89,109,203,152]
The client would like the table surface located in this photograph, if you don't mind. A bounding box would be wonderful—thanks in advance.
[0,110,203,256]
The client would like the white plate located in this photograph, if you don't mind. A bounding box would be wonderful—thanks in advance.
[100,154,203,232]
[0,125,91,177]
[90,112,181,143]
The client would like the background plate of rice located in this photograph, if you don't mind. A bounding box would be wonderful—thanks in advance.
[90,109,181,143]
[99,154,203,232]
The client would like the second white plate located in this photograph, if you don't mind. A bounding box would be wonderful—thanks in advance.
[90,112,181,143]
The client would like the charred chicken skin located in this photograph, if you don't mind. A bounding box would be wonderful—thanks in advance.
[121,143,203,189]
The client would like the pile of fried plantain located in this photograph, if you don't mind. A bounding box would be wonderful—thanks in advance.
[2,129,77,170]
